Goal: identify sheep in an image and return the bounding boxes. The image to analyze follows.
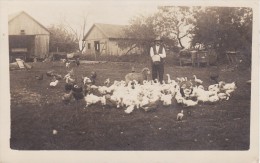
[125,67,150,84]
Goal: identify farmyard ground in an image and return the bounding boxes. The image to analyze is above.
[10,61,251,150]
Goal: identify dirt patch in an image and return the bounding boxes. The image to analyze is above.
[11,88,42,105]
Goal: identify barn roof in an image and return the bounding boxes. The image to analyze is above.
[8,11,50,33]
[83,23,128,40]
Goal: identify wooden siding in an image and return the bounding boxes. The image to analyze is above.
[84,24,142,56]
[8,12,50,58]
[84,26,106,41]
[34,35,49,58]
[9,13,49,35]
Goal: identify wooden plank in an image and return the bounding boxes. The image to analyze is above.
[15,58,25,68]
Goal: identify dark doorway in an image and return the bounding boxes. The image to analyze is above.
[9,35,35,62]
[94,41,100,53]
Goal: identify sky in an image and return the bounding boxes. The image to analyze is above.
[5,1,159,30]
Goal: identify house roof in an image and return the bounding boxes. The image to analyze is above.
[8,11,50,33]
[83,23,128,40]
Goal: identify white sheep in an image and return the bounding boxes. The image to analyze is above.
[125,68,150,84]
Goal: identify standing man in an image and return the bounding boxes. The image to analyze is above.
[150,36,166,83]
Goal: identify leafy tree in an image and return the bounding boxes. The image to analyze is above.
[48,25,78,52]
[118,14,179,55]
[191,7,253,61]
[118,14,157,55]
[154,6,194,49]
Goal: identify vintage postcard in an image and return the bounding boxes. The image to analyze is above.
[0,0,259,162]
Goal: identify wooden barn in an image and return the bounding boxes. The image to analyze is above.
[83,23,141,56]
[8,11,50,62]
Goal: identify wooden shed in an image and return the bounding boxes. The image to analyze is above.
[8,11,50,61]
[83,23,141,56]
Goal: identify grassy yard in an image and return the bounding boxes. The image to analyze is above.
[10,61,251,150]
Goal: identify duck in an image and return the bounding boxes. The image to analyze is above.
[177,110,184,121]
[193,75,203,84]
[104,78,110,86]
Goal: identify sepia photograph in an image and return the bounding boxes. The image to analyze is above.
[0,0,259,162]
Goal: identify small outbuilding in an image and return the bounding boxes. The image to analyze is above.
[83,23,141,56]
[8,11,50,62]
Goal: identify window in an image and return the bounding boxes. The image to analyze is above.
[20,30,25,35]
[88,43,91,49]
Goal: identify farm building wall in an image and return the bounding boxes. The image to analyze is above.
[8,12,50,59]
[9,13,49,35]
[34,35,49,58]
[84,25,142,56]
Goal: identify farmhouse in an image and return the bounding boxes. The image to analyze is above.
[8,11,50,62]
[83,23,141,56]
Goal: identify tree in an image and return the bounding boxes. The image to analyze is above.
[191,7,253,60]
[154,6,194,49]
[63,14,88,53]
[118,14,179,55]
[48,24,78,53]
[118,14,157,55]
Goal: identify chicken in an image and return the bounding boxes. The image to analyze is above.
[53,73,63,80]
[75,58,80,66]
[65,62,70,68]
[72,85,84,101]
[50,80,59,87]
[90,71,97,85]
[65,83,74,91]
[141,99,160,112]
[104,78,110,86]
[124,105,135,114]
[177,110,184,121]
[84,93,101,107]
[62,90,73,104]
[35,74,43,80]
[209,66,219,84]
[46,70,55,77]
